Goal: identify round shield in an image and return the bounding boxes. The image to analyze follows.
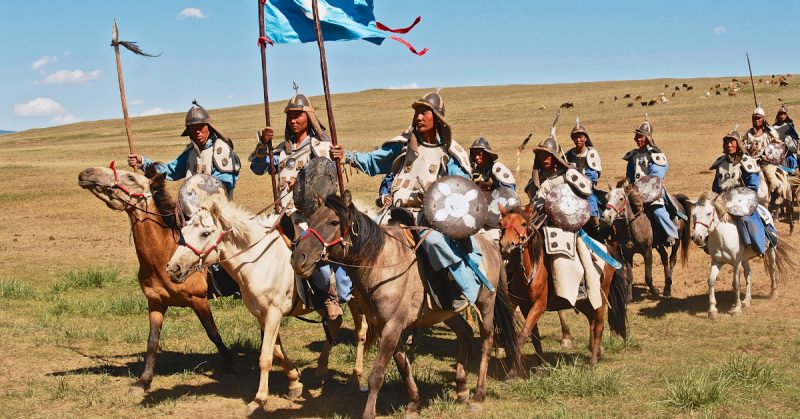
[763,142,788,165]
[423,176,488,239]
[293,157,338,217]
[634,175,664,204]
[722,187,758,216]
[543,183,590,232]
[485,187,521,228]
[179,174,228,220]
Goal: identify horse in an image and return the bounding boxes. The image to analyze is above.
[691,192,794,318]
[765,169,794,234]
[498,204,627,367]
[602,181,692,300]
[77,163,233,396]
[165,195,368,415]
[291,193,524,419]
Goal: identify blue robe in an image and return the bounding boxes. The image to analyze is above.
[141,134,238,193]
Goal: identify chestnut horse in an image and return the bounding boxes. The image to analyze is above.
[77,163,233,396]
[498,204,627,367]
[291,193,524,419]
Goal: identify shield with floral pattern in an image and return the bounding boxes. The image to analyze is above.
[633,175,663,204]
[423,176,488,239]
[722,186,758,216]
[543,183,590,232]
[485,186,521,228]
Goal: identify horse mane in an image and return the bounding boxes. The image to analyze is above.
[144,164,179,230]
[697,191,731,223]
[325,194,386,264]
[205,198,256,243]
[625,185,645,214]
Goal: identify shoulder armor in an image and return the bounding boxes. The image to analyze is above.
[709,155,727,170]
[310,137,332,159]
[586,148,602,171]
[622,149,637,161]
[381,132,412,148]
[213,139,241,174]
[564,168,592,196]
[741,155,759,173]
[448,139,472,173]
[491,162,516,185]
[651,152,668,166]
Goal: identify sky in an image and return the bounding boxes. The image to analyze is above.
[1,1,798,131]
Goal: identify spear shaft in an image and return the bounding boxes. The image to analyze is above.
[746,52,758,108]
[112,19,137,156]
[257,0,281,211]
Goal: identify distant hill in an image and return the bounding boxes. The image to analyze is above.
[0,130,15,135]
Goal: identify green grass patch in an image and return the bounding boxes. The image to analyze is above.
[503,359,626,401]
[48,295,146,317]
[663,371,727,411]
[715,355,779,391]
[0,279,36,299]
[52,267,119,292]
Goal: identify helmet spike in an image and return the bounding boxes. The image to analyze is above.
[733,123,739,132]
[435,84,444,94]
[576,116,581,126]
[192,98,199,106]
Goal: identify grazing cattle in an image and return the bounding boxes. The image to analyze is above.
[658,95,669,104]
[728,91,737,96]
[742,80,750,85]
[599,100,605,104]
[624,93,631,98]
[759,78,764,82]
[614,95,618,101]
[682,83,688,88]
[672,91,677,97]
[675,86,680,91]
[781,81,789,86]
[716,91,721,95]
[640,101,647,107]
[686,85,693,91]
[647,99,657,106]
[635,94,643,100]
[560,102,574,109]
[664,83,670,88]
[715,83,721,88]
[538,105,547,110]
[627,102,634,107]
[732,78,739,82]
[705,92,711,97]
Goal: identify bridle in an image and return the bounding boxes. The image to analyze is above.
[180,231,227,258]
[605,197,628,217]
[109,160,150,199]
[294,223,351,263]
[694,205,717,231]
[500,214,538,285]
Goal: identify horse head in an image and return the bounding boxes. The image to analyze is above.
[78,161,151,211]
[692,191,724,247]
[291,192,355,278]
[167,201,228,283]
[602,186,627,225]
[498,203,534,256]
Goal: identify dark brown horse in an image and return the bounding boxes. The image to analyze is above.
[602,181,692,300]
[291,194,524,419]
[498,204,627,367]
[78,163,233,396]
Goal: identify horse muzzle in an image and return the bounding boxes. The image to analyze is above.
[692,234,707,247]
[166,263,188,284]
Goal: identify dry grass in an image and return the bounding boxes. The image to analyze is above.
[2,75,800,417]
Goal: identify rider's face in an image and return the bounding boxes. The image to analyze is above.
[471,149,486,167]
[724,138,739,155]
[752,115,764,128]
[572,134,587,149]
[777,112,788,124]
[188,124,210,146]
[287,111,308,137]
[634,133,648,149]
[414,108,435,137]
[536,152,554,170]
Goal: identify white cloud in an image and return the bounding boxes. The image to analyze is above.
[177,8,207,19]
[388,82,420,90]
[129,99,144,106]
[227,94,236,99]
[138,107,173,117]
[31,56,57,71]
[13,97,66,117]
[51,114,81,125]
[42,69,101,85]
[713,26,726,34]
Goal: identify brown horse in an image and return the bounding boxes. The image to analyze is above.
[602,181,692,300]
[291,194,524,419]
[498,204,627,367]
[77,163,233,396]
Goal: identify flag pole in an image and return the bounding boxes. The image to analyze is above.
[311,0,346,197]
[111,19,137,159]
[257,0,281,212]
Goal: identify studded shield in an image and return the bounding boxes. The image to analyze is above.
[178,174,228,221]
[485,186,521,228]
[423,176,488,239]
[293,157,339,217]
[633,175,664,204]
[722,187,758,216]
[543,183,590,232]
[763,142,788,165]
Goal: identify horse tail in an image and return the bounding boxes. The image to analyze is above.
[676,194,693,267]
[605,248,628,340]
[770,235,796,283]
[493,269,527,376]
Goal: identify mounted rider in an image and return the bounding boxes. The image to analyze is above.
[469,136,516,192]
[565,118,604,239]
[524,122,607,311]
[743,106,784,199]
[710,126,778,254]
[330,91,486,311]
[127,100,241,195]
[622,116,682,247]
[773,105,799,174]
[248,92,351,320]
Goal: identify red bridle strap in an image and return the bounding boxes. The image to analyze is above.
[606,198,627,215]
[182,231,226,258]
[298,227,344,251]
[501,221,527,241]
[109,160,148,199]
[694,209,716,230]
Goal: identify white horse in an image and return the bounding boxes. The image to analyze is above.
[691,191,792,319]
[166,199,368,415]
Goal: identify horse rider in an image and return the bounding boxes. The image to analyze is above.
[565,118,604,239]
[127,100,240,195]
[773,105,799,174]
[469,136,516,192]
[622,116,681,247]
[127,100,242,298]
[525,130,605,311]
[249,92,351,321]
[330,91,483,311]
[710,126,778,254]
[743,106,784,198]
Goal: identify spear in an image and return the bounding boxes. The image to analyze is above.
[110,19,158,158]
[746,52,758,108]
[310,0,346,197]
[257,0,281,212]
[513,132,533,180]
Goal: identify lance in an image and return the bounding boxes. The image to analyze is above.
[513,132,533,180]
[311,0,346,197]
[746,52,759,108]
[257,0,281,212]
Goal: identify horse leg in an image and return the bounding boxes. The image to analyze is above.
[575,299,603,367]
[768,248,779,299]
[444,316,473,403]
[656,246,673,298]
[314,311,343,381]
[729,262,743,316]
[348,299,369,392]
[707,262,721,319]
[517,292,547,362]
[392,340,420,417]
[471,300,496,410]
[742,260,753,309]
[624,257,634,303]
[363,322,404,419]
[190,299,234,374]
[644,248,659,296]
[531,325,545,362]
[558,310,574,349]
[272,334,303,398]
[129,303,166,396]
[247,307,285,415]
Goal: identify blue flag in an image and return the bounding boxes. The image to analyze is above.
[262,0,427,55]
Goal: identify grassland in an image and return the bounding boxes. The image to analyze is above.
[1,75,799,418]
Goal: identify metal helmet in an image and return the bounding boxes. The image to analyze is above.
[284,93,313,113]
[752,106,766,117]
[722,124,743,155]
[570,117,593,147]
[776,104,789,117]
[411,91,451,146]
[282,92,329,144]
[634,114,655,147]
[181,100,230,143]
[469,136,499,160]
[533,136,570,170]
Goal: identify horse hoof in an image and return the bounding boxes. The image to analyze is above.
[402,411,419,419]
[246,401,262,416]
[770,291,779,300]
[456,391,470,404]
[742,300,751,309]
[729,308,742,317]
[561,338,574,350]
[708,310,718,320]
[287,385,304,400]
[468,401,484,413]
[648,286,661,297]
[127,385,146,398]
[663,288,672,298]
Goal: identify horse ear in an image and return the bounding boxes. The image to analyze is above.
[606,182,612,191]
[210,200,231,231]
[343,190,353,208]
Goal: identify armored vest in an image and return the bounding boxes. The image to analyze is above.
[711,154,759,192]
[623,148,666,181]
[774,123,793,141]
[566,147,602,179]
[743,128,779,160]
[275,136,331,209]
[391,142,447,208]
[185,138,239,177]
